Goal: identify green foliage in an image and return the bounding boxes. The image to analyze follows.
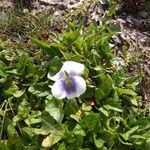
[0,10,149,150]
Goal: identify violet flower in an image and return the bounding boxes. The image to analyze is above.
[48,61,86,99]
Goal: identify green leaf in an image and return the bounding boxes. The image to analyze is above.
[64,99,79,116]
[80,113,100,132]
[120,126,139,141]
[7,135,22,150]
[95,75,112,103]
[93,134,105,148]
[131,135,146,140]
[28,82,49,97]
[103,99,123,113]
[63,30,80,44]
[82,103,92,112]
[0,78,6,84]
[25,115,41,126]
[73,124,86,136]
[103,104,122,112]
[81,35,95,55]
[0,141,9,150]
[31,37,50,51]
[107,24,120,33]
[97,35,114,61]
[70,110,82,123]
[144,141,150,150]
[45,97,64,122]
[0,60,7,83]
[136,117,150,130]
[17,53,29,75]
[7,124,17,138]
[31,38,63,57]
[117,88,137,96]
[48,56,62,76]
[125,76,141,90]
[108,2,116,16]
[41,111,64,135]
[58,142,66,150]
[26,62,37,76]
[99,107,109,117]
[3,82,19,97]
[13,89,25,98]
[42,132,63,148]
[6,69,18,75]
[0,60,6,70]
[22,127,34,140]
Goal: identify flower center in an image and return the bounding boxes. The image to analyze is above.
[62,71,77,95]
[64,71,72,86]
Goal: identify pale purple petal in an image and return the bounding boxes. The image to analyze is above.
[64,76,86,99]
[50,61,86,100]
[51,80,66,99]
[47,70,64,81]
[62,61,85,76]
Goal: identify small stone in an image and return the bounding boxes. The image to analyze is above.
[69,1,74,5]
[138,11,149,19]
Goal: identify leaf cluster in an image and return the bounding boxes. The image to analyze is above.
[0,18,149,150]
